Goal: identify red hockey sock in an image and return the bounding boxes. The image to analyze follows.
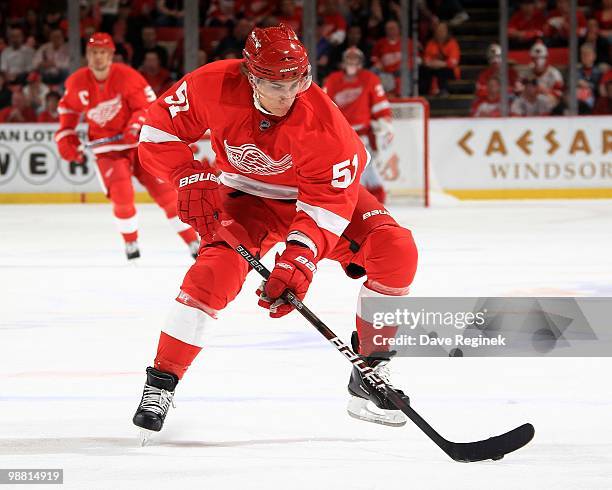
[154,331,202,379]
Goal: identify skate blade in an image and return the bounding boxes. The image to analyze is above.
[347,398,407,427]
[138,429,156,447]
[127,258,140,267]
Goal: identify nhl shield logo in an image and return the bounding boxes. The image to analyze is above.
[259,119,271,131]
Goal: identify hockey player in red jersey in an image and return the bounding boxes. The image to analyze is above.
[132,24,418,435]
[55,33,199,261]
[323,47,394,204]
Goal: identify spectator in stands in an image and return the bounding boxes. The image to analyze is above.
[319,0,347,46]
[508,0,546,49]
[330,24,374,71]
[579,19,610,68]
[420,21,460,96]
[33,28,70,85]
[345,0,371,35]
[100,0,121,33]
[372,18,402,73]
[206,0,237,28]
[365,0,385,40]
[523,42,564,108]
[213,19,253,61]
[0,90,37,122]
[276,0,303,35]
[241,0,275,26]
[593,79,612,114]
[156,0,184,26]
[23,71,49,114]
[594,0,612,41]
[551,86,593,115]
[132,25,169,69]
[24,8,45,46]
[471,76,502,117]
[37,90,60,122]
[0,73,12,110]
[371,19,415,93]
[140,51,173,95]
[475,43,520,98]
[419,0,469,28]
[0,27,35,84]
[544,0,587,47]
[111,18,134,63]
[511,76,552,116]
[128,0,157,23]
[577,43,602,110]
[316,17,333,81]
[598,69,612,97]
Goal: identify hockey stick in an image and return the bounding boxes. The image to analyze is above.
[217,224,535,462]
[83,134,124,149]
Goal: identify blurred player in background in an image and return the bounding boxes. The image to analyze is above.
[55,33,199,261]
[131,24,418,438]
[323,47,393,204]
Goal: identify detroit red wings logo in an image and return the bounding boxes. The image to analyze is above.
[224,140,293,175]
[87,94,122,127]
[334,87,363,107]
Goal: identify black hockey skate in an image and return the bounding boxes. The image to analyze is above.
[133,367,178,444]
[125,241,141,261]
[347,331,410,427]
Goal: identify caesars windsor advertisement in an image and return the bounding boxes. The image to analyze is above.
[430,115,612,198]
[0,116,610,200]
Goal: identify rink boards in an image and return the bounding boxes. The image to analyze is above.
[0,116,610,203]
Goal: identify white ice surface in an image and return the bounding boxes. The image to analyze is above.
[1,200,612,490]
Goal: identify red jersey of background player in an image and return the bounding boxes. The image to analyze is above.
[57,63,156,155]
[139,59,369,257]
[323,66,391,139]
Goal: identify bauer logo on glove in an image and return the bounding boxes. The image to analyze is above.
[178,172,221,188]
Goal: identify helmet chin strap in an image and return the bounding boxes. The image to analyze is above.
[248,74,275,115]
[252,91,275,115]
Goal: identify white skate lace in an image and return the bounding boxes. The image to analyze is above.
[374,363,392,385]
[140,384,175,416]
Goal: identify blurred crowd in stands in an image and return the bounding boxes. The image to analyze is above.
[0,0,610,121]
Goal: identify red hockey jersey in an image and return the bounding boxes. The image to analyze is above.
[57,63,156,154]
[139,59,369,259]
[323,69,391,137]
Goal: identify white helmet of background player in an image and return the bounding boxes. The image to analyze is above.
[487,43,502,65]
[342,47,364,76]
[530,42,548,71]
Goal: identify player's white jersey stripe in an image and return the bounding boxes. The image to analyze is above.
[115,214,138,234]
[92,143,138,154]
[351,123,366,132]
[139,124,182,144]
[296,201,350,237]
[57,107,79,115]
[356,283,410,320]
[371,101,390,114]
[164,299,213,348]
[55,129,77,142]
[220,172,298,200]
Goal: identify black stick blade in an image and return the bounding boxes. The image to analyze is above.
[445,423,535,462]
